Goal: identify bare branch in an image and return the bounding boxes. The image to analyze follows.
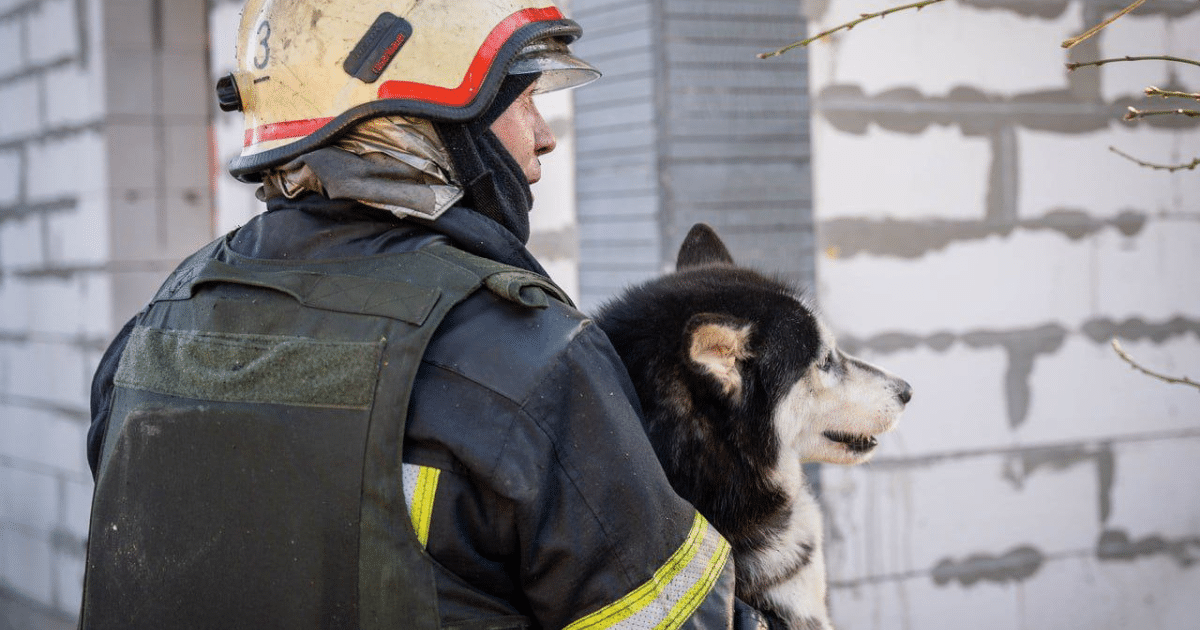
[1109,146,1200,172]
[1067,55,1200,72]
[1062,0,1149,50]
[1145,86,1200,101]
[1124,106,1200,121]
[757,0,948,59]
[1111,339,1200,391]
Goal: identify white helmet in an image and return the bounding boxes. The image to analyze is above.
[218,0,600,181]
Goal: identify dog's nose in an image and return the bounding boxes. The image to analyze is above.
[895,380,913,405]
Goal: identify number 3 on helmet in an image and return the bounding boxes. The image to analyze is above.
[217,0,600,182]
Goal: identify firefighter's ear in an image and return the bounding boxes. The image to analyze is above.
[685,313,752,399]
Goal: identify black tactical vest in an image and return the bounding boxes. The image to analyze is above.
[80,235,569,629]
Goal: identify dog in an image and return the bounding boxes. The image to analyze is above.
[594,223,912,629]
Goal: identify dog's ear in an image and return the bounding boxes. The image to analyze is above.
[685,313,752,399]
[677,223,735,270]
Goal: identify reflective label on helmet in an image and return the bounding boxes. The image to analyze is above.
[343,12,414,84]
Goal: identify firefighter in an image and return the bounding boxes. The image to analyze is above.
[82,0,767,627]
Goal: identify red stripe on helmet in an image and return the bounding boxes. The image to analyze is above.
[244,116,334,147]
[243,6,564,147]
[376,6,564,103]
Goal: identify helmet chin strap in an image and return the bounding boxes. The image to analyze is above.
[435,72,540,244]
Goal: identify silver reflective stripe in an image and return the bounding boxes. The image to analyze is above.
[402,463,441,548]
[565,512,732,630]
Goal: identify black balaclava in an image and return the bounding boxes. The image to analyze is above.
[435,72,541,245]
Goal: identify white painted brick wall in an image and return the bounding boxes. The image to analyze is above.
[44,62,106,127]
[0,18,22,77]
[0,149,20,207]
[1023,337,1200,444]
[1099,12,1200,102]
[26,131,107,200]
[7,340,89,409]
[807,0,1081,95]
[26,0,78,64]
[823,455,1102,584]
[46,196,109,266]
[1017,124,1200,219]
[0,466,60,532]
[0,406,89,477]
[819,232,1094,335]
[812,118,991,221]
[0,78,42,142]
[1094,220,1200,320]
[1106,437,1200,538]
[0,212,43,270]
[0,525,54,603]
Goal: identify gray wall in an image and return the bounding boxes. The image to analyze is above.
[571,0,814,310]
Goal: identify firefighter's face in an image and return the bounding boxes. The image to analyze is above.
[489,82,556,185]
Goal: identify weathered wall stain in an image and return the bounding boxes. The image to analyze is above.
[819,210,1145,260]
[1001,444,1115,522]
[816,84,1200,136]
[931,545,1045,587]
[1097,529,1200,568]
[843,323,1069,428]
[1081,316,1200,345]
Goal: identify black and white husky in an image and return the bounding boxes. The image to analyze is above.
[595,224,912,630]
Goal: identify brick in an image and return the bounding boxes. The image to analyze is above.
[26,0,78,65]
[831,572,1021,630]
[26,131,106,200]
[1094,219,1200,320]
[0,275,31,333]
[0,466,58,531]
[160,0,206,52]
[819,231,1094,336]
[43,62,104,127]
[1022,335,1200,444]
[0,211,43,270]
[0,524,53,605]
[1019,554,1200,630]
[0,405,88,476]
[13,271,112,338]
[808,0,1080,96]
[812,118,990,221]
[45,194,109,266]
[160,51,209,120]
[103,48,156,117]
[63,477,93,541]
[0,18,22,77]
[0,77,41,142]
[1098,13,1200,103]
[104,122,156,192]
[1016,124,1200,220]
[1106,437,1200,538]
[54,552,85,615]
[8,339,89,409]
[0,148,20,207]
[100,0,153,50]
[208,1,242,75]
[823,453,1102,583]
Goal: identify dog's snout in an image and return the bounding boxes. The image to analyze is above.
[894,379,913,405]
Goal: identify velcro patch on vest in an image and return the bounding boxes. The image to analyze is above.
[115,327,385,409]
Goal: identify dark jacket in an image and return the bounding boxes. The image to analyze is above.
[87,195,746,629]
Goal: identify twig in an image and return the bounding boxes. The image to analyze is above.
[1124,106,1200,121]
[1108,146,1200,172]
[1067,55,1200,72]
[757,0,948,59]
[1062,0,1149,49]
[1145,86,1200,101]
[1111,339,1200,391]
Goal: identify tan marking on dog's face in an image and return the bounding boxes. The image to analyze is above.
[689,322,753,397]
[777,322,911,466]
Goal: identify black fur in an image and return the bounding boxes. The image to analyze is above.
[595,224,822,596]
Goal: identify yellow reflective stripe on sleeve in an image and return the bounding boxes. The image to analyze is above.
[564,512,732,630]
[401,463,441,548]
